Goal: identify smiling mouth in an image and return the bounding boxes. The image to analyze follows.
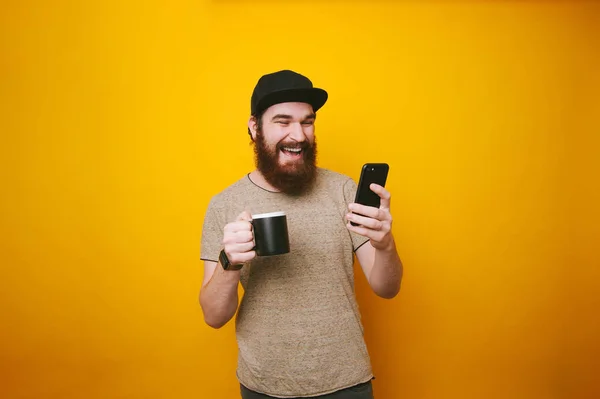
[280,146,303,156]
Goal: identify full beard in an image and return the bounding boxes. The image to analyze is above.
[254,132,318,196]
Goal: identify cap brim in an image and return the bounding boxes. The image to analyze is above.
[254,88,328,116]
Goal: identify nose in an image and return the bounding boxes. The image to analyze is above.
[287,122,306,142]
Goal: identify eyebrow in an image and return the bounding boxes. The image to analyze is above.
[271,113,317,121]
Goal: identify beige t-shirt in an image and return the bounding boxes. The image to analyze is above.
[200,168,373,398]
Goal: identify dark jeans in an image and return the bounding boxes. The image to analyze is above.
[240,380,374,399]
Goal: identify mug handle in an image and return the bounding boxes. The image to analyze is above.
[250,219,256,251]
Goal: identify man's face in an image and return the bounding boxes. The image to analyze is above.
[249,102,318,195]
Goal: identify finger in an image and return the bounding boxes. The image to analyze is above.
[236,211,253,222]
[235,250,257,264]
[224,220,252,233]
[370,183,391,210]
[346,221,380,241]
[225,241,256,256]
[346,212,384,230]
[348,203,389,221]
[346,221,390,244]
[234,230,254,243]
[223,231,255,248]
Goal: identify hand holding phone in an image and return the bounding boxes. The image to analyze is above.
[350,163,389,227]
[347,163,395,251]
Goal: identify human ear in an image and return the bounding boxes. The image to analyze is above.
[248,116,258,141]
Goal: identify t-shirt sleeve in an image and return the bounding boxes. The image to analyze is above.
[342,178,371,252]
[200,197,224,262]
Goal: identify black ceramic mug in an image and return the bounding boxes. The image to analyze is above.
[251,211,290,256]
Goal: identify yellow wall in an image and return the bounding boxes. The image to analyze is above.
[1,1,598,398]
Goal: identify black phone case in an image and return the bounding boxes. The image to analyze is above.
[351,163,389,226]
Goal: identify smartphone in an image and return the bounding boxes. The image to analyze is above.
[351,163,389,226]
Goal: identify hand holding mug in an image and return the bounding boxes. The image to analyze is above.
[222,211,256,264]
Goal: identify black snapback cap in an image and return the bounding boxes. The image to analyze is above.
[250,70,328,117]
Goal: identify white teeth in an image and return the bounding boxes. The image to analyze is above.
[282,147,301,153]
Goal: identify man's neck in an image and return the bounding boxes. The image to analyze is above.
[248,170,281,192]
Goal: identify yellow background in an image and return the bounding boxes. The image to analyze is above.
[1,1,598,398]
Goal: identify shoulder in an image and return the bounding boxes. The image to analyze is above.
[205,173,253,211]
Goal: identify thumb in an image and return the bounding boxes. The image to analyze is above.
[236,210,252,222]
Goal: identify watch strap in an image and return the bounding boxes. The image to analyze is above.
[219,249,243,271]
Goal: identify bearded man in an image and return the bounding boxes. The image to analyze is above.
[199,70,403,399]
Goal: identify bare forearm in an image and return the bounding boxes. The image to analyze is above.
[369,239,403,299]
[200,264,241,328]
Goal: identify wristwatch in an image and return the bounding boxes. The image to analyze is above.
[219,249,244,271]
